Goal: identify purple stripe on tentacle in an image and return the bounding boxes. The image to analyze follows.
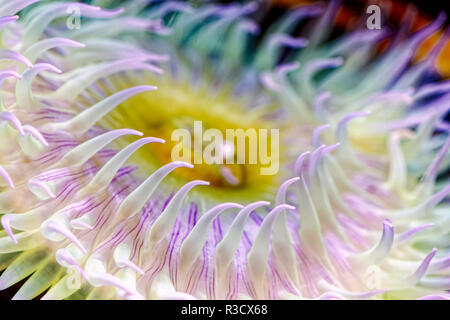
[127,214,152,259]
[250,212,262,225]
[91,186,129,231]
[168,222,182,286]
[111,166,137,183]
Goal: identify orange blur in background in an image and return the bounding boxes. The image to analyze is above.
[270,0,450,77]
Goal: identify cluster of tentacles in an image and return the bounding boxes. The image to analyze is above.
[0,0,448,300]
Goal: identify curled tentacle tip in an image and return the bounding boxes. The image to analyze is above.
[191,180,210,186]
[277,204,296,211]
[172,161,194,169]
[383,219,394,228]
[1,215,18,244]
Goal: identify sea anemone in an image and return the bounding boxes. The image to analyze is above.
[0,0,448,300]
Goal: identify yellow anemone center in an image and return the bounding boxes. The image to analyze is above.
[102,74,283,203]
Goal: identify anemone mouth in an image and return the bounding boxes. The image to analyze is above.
[95,72,286,202]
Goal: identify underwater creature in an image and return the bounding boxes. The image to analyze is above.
[0,0,448,300]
